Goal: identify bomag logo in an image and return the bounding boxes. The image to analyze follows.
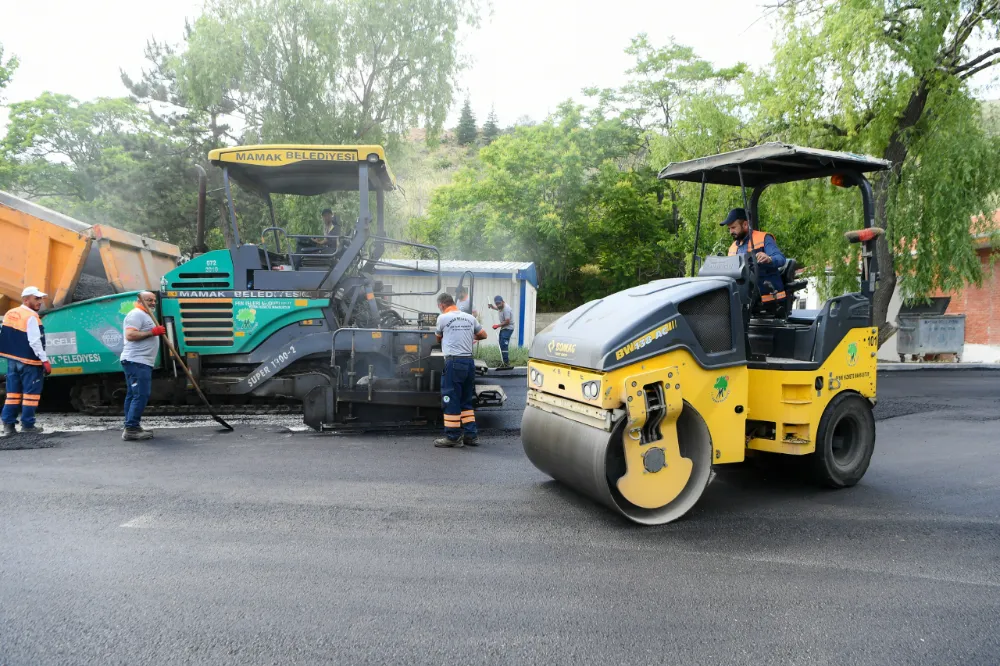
[547,340,577,358]
[615,319,678,361]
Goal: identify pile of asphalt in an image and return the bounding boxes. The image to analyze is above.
[0,431,58,450]
[70,274,116,302]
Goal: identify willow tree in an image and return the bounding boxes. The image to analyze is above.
[761,0,1000,344]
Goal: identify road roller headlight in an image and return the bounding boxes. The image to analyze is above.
[529,367,544,387]
[581,380,600,400]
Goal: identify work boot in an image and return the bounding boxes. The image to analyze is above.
[122,427,153,442]
[1,423,15,438]
[19,425,44,434]
[463,435,479,447]
[434,437,464,448]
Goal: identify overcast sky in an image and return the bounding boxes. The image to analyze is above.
[0,0,996,131]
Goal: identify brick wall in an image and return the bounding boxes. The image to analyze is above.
[936,248,1000,345]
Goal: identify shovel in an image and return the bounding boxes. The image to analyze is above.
[149,312,234,432]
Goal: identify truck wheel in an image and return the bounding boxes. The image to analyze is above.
[809,392,875,488]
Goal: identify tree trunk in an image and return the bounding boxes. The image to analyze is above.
[872,79,930,347]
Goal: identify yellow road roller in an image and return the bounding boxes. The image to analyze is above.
[522,143,887,525]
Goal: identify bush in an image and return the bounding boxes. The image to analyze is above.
[474,344,529,367]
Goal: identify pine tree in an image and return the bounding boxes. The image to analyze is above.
[482,106,500,144]
[456,98,477,145]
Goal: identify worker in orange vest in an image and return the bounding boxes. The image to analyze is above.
[0,286,52,437]
[723,208,787,303]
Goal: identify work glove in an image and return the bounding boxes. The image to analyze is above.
[42,361,52,375]
[151,326,167,336]
[492,324,500,330]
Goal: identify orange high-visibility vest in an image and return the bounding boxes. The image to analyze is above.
[0,305,46,366]
[728,230,771,257]
[729,231,787,302]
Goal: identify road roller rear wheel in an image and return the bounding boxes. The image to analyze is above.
[521,400,714,526]
[808,392,875,488]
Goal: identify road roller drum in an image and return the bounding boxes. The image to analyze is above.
[522,398,714,525]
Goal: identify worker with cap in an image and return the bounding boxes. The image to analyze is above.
[0,286,51,437]
[488,295,515,369]
[120,291,166,441]
[722,207,787,304]
[434,291,487,448]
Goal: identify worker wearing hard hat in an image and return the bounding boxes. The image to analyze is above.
[0,286,51,437]
[723,207,787,303]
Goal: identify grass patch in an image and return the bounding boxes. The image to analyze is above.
[474,344,529,367]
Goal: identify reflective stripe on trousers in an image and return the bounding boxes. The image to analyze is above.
[2,359,44,427]
[441,357,477,440]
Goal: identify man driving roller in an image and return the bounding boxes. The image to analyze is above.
[723,207,787,303]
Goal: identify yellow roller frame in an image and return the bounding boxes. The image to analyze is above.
[615,365,691,509]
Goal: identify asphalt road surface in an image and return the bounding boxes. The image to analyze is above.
[2,370,999,665]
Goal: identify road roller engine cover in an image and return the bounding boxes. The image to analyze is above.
[521,143,887,525]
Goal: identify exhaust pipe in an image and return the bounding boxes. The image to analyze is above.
[193,164,208,256]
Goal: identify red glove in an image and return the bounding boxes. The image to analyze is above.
[42,361,52,375]
[492,324,500,330]
[150,326,167,336]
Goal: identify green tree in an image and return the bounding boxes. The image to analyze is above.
[0,43,19,188]
[177,0,481,146]
[585,164,680,295]
[760,0,1000,343]
[456,98,477,145]
[481,106,500,144]
[588,34,748,277]
[1,93,204,247]
[2,94,149,201]
[410,102,646,308]
[0,43,16,99]
[598,34,745,136]
[120,36,237,249]
[121,36,236,148]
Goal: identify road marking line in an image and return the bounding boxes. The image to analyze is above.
[120,513,156,529]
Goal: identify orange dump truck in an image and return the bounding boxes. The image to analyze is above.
[0,190,182,315]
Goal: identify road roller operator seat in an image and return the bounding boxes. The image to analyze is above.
[697,253,869,364]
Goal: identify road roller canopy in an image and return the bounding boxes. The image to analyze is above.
[208,144,396,196]
[657,143,891,187]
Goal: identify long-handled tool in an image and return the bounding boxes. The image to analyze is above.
[149,312,234,431]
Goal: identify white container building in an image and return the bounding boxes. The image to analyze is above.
[373,260,538,348]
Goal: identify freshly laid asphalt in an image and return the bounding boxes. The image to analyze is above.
[1,370,999,665]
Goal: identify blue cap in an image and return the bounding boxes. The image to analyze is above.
[721,208,747,226]
[494,295,503,304]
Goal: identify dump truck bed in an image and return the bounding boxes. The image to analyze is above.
[0,190,181,314]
